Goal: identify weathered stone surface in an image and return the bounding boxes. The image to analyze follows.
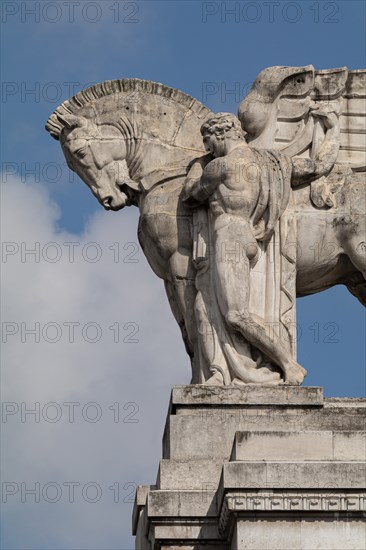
[132,485,151,536]
[170,385,324,409]
[219,490,366,541]
[164,401,366,460]
[148,490,217,517]
[221,491,365,515]
[154,523,222,542]
[333,431,366,461]
[158,459,223,490]
[134,506,148,549]
[219,461,366,494]
[135,387,366,548]
[233,517,366,550]
[231,431,366,462]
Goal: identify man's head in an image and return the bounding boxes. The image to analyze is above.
[200,113,244,157]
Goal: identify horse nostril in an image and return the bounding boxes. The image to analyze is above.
[102,196,113,208]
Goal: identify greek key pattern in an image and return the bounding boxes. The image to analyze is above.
[219,492,366,534]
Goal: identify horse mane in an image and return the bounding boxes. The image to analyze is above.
[45,78,211,140]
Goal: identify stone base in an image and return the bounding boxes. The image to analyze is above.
[133,386,366,549]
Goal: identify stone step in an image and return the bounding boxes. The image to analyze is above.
[158,459,223,490]
[154,523,223,544]
[164,405,366,459]
[135,387,366,548]
[148,489,217,517]
[169,385,324,410]
[158,429,366,491]
[218,461,366,499]
[231,431,366,462]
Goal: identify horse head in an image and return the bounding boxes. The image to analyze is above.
[46,79,213,213]
[58,113,139,211]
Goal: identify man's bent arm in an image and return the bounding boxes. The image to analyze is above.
[183,156,217,206]
[291,111,340,186]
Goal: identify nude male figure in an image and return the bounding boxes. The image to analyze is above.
[183,111,339,385]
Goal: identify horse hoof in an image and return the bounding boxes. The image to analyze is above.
[284,362,307,385]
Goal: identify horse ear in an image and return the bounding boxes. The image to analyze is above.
[57,113,83,130]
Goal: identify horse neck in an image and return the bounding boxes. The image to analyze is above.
[108,117,144,181]
[110,116,197,191]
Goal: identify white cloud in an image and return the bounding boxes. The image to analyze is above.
[1,178,189,549]
[2,176,365,549]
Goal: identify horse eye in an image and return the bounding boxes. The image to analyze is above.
[75,147,87,158]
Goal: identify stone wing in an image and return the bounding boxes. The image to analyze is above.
[239,65,366,172]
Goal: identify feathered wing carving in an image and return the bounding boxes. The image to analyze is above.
[237,65,365,368]
[239,65,366,172]
[239,65,316,151]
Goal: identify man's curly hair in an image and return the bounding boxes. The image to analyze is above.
[201,112,244,141]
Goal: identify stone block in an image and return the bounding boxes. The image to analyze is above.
[132,485,151,536]
[231,431,366,462]
[170,386,324,410]
[164,404,366,460]
[154,522,223,542]
[219,461,366,496]
[233,516,366,550]
[334,431,366,461]
[135,387,366,548]
[231,431,333,461]
[158,459,223,490]
[148,490,217,517]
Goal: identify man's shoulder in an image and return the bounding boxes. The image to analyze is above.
[224,144,258,166]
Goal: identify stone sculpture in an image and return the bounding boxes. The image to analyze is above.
[46,65,366,387]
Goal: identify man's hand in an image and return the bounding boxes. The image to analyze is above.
[310,106,339,130]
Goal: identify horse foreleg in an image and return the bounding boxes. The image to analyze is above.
[167,251,201,383]
[163,280,193,356]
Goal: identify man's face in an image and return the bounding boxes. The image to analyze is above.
[203,132,225,157]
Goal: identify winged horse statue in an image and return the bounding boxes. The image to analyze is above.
[45,65,365,387]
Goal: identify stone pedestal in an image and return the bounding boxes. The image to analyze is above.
[133,386,366,549]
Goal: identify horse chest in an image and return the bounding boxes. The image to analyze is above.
[138,183,192,262]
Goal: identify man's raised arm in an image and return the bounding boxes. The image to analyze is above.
[291,110,340,186]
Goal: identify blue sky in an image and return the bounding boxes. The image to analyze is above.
[1,1,366,549]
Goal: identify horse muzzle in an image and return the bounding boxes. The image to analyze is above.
[100,192,127,211]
